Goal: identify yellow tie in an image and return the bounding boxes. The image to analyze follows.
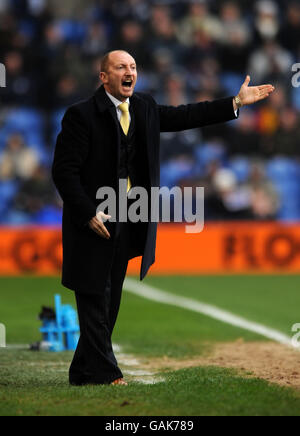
[119,102,132,193]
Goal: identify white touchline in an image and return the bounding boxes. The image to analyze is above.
[124,278,293,348]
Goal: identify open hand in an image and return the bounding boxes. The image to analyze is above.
[238,75,275,107]
[89,212,111,240]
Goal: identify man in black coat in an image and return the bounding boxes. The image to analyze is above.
[52,50,274,386]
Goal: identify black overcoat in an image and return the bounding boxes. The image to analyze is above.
[52,85,237,293]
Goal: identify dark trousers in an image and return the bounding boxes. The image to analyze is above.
[69,221,131,385]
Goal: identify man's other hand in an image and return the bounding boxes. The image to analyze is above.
[89,212,111,239]
[237,75,275,107]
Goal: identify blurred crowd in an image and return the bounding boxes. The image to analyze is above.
[0,0,300,224]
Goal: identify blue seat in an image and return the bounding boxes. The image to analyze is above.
[194,143,226,168]
[160,159,195,188]
[18,19,36,39]
[0,125,13,150]
[266,158,300,182]
[221,72,245,96]
[0,180,19,203]
[228,157,251,183]
[0,128,48,166]
[0,181,20,217]
[58,20,87,43]
[272,179,300,221]
[34,206,63,225]
[52,109,66,143]
[0,209,33,226]
[277,206,300,221]
[5,108,43,133]
[292,86,300,111]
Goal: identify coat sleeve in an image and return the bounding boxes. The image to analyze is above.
[158,97,238,132]
[52,106,96,228]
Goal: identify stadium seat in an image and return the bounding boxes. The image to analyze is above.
[266,157,300,182]
[292,86,300,111]
[57,20,87,43]
[18,19,36,39]
[272,179,300,221]
[220,72,245,96]
[4,108,44,133]
[0,181,20,219]
[0,209,33,226]
[194,143,227,168]
[160,159,195,188]
[33,206,63,225]
[228,157,251,183]
[52,109,66,143]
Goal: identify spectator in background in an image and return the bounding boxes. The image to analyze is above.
[230,108,261,156]
[248,39,293,83]
[13,165,58,216]
[53,74,82,109]
[183,29,218,74]
[218,1,252,73]
[0,134,39,181]
[177,0,223,47]
[271,106,300,157]
[157,72,188,106]
[40,22,64,63]
[198,57,224,97]
[254,0,280,42]
[1,50,38,106]
[0,11,17,56]
[247,161,279,220]
[257,83,285,152]
[113,20,151,69]
[112,0,150,23]
[147,4,183,64]
[206,168,253,220]
[82,22,108,58]
[279,1,300,55]
[0,0,299,223]
[158,73,202,162]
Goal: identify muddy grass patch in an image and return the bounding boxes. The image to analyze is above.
[140,340,300,390]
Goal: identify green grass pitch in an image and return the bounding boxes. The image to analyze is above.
[1,275,300,416]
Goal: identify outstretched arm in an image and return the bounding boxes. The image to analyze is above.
[159,76,275,133]
[159,97,238,132]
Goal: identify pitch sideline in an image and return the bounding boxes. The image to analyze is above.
[124,278,293,347]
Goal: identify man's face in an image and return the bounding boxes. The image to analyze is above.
[100,52,137,101]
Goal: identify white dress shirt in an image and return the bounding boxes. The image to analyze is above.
[105,91,131,123]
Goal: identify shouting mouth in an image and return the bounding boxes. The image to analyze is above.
[122,79,133,90]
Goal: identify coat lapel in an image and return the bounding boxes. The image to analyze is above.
[94,86,121,169]
[94,85,119,123]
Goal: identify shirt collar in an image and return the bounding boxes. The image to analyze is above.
[105,91,130,109]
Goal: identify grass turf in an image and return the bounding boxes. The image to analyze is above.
[1,349,300,416]
[0,275,300,416]
[145,275,300,336]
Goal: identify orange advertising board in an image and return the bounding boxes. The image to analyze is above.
[0,223,300,276]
